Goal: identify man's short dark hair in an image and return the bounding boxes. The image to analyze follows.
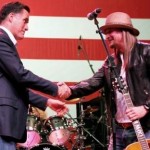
[0,1,30,23]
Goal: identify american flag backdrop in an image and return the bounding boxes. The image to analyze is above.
[0,0,150,118]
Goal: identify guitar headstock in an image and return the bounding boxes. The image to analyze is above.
[112,76,128,93]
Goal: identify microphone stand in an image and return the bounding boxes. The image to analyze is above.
[90,16,121,150]
[78,35,108,149]
[78,36,95,74]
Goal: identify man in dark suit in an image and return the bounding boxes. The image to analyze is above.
[0,1,70,149]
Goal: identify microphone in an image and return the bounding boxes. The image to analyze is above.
[77,35,82,56]
[87,8,101,20]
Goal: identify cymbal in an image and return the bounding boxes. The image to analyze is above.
[64,98,80,104]
[65,96,98,104]
[84,106,99,114]
[68,98,80,103]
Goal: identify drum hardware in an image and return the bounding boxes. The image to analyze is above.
[66,98,105,150]
[28,104,33,114]
[88,108,110,150]
[39,120,50,144]
[69,100,86,150]
[83,106,99,115]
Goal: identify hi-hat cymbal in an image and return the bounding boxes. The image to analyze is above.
[84,106,99,114]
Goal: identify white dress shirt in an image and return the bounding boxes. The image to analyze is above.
[0,26,17,45]
[115,54,131,123]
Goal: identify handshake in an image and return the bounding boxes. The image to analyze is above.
[57,82,71,99]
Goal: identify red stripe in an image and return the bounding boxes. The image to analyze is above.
[21,0,150,18]
[18,38,109,60]
[18,39,150,60]
[0,0,150,18]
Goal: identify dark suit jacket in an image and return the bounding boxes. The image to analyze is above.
[0,29,58,142]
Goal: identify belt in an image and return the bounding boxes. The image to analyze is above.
[116,121,133,129]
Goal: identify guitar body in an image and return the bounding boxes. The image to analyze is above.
[125,139,150,150]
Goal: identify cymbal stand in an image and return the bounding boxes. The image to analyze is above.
[67,101,105,149]
[71,98,86,150]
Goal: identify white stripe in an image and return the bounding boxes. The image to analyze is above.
[25,16,150,40]
[133,19,150,40]
[22,59,103,82]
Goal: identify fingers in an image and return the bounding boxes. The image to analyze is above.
[47,98,69,116]
[57,82,64,86]
[57,82,71,99]
[57,107,69,116]
[126,106,148,121]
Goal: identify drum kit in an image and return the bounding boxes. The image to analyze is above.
[16,102,105,150]
[16,113,78,150]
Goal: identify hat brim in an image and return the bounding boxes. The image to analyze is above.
[100,24,139,36]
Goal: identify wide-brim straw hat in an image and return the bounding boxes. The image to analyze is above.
[100,12,140,36]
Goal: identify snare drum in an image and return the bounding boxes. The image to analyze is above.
[45,116,70,146]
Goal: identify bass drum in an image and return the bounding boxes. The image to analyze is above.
[30,143,64,150]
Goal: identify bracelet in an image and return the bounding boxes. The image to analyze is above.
[144,104,150,111]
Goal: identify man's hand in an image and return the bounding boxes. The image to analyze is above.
[57,82,71,99]
[126,106,148,121]
[47,98,69,116]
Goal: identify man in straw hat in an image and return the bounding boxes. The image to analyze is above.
[58,12,150,150]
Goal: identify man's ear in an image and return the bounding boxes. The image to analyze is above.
[8,12,15,23]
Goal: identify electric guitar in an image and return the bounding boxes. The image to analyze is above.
[113,78,150,150]
[123,91,150,150]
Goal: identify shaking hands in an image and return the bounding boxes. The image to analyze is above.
[57,82,71,99]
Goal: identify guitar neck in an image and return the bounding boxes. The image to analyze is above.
[123,92,149,149]
[132,120,149,149]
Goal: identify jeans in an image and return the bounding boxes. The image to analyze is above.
[0,136,16,150]
[108,123,150,150]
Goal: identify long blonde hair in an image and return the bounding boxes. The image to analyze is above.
[114,31,137,69]
[123,31,137,68]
